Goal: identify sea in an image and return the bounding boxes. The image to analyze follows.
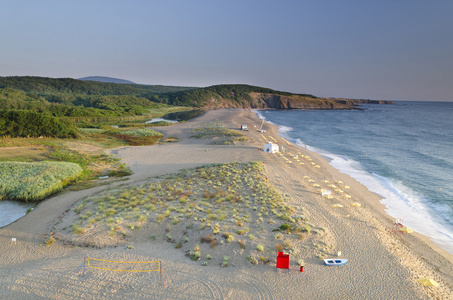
[255,101,453,255]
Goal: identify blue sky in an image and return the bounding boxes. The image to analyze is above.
[1,0,452,101]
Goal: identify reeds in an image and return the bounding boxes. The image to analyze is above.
[0,161,82,201]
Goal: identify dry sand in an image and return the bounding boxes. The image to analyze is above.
[1,109,452,299]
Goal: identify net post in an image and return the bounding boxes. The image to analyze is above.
[159,261,163,284]
[83,257,87,277]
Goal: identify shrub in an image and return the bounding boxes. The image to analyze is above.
[45,236,56,246]
[190,251,201,261]
[238,240,246,249]
[224,233,234,243]
[256,244,264,251]
[283,239,292,248]
[72,224,85,234]
[222,256,229,267]
[275,243,284,251]
[247,255,258,265]
[201,234,213,243]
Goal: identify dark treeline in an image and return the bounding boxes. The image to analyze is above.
[0,76,194,96]
[0,110,78,138]
[0,87,167,117]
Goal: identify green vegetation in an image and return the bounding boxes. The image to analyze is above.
[191,121,249,144]
[44,236,56,246]
[0,110,78,138]
[163,84,316,107]
[0,161,82,201]
[0,77,317,118]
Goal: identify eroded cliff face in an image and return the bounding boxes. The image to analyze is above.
[260,95,353,109]
[200,93,393,110]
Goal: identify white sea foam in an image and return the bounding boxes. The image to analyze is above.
[278,125,293,133]
[284,131,453,254]
[254,110,277,125]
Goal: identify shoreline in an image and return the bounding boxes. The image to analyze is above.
[0,108,451,299]
[268,112,453,255]
[255,108,453,277]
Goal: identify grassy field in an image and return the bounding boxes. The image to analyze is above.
[0,146,51,162]
[191,121,250,145]
[0,107,186,194]
[0,161,83,201]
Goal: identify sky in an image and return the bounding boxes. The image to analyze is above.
[1,0,452,101]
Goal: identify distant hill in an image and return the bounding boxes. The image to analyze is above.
[0,77,393,116]
[161,84,394,109]
[78,76,136,84]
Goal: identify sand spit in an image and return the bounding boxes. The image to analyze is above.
[0,109,452,299]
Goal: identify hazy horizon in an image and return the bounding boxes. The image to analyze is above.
[1,1,452,102]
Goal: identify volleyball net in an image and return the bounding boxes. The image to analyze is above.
[76,257,171,286]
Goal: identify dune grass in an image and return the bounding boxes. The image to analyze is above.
[62,161,329,267]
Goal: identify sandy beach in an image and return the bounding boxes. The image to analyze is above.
[1,108,452,299]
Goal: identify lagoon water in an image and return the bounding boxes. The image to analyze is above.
[0,200,34,228]
[256,101,453,254]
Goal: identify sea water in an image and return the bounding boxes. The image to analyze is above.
[256,101,453,254]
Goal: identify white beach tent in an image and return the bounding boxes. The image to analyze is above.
[263,143,279,153]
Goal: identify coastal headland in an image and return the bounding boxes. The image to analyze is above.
[0,108,451,299]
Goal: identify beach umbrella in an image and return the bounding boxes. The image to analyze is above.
[331,204,343,208]
[417,278,439,287]
[417,278,439,297]
[400,226,413,238]
[350,202,361,207]
[400,226,413,234]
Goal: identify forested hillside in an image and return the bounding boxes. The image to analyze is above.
[1,76,390,112]
[0,76,393,138]
[0,76,193,96]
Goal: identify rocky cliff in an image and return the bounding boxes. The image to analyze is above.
[247,93,394,110]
